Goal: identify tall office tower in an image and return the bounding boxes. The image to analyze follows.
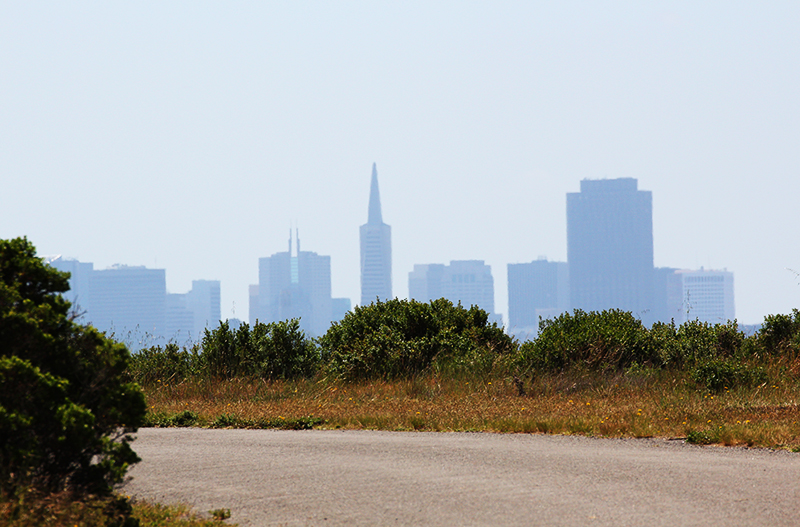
[652,267,681,323]
[360,163,392,306]
[47,256,219,346]
[507,259,569,330]
[408,264,446,302]
[248,284,259,326]
[46,256,94,317]
[186,280,221,336]
[331,297,352,323]
[409,260,498,320]
[667,268,735,324]
[567,178,655,323]
[165,293,195,344]
[257,231,332,337]
[166,280,222,343]
[89,265,167,346]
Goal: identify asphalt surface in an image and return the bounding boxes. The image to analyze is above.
[123,428,800,526]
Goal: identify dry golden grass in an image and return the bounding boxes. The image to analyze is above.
[0,491,233,527]
[141,371,800,450]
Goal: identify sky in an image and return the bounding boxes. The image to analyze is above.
[2,2,799,325]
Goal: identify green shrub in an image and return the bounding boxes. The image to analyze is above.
[691,359,767,392]
[128,342,198,385]
[143,410,198,428]
[200,320,239,379]
[667,320,744,368]
[0,237,146,498]
[515,309,654,374]
[200,319,319,380]
[319,298,512,381]
[210,413,321,430]
[756,309,800,357]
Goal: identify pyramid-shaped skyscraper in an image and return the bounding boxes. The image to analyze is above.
[360,163,392,305]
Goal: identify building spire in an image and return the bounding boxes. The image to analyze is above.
[368,162,383,224]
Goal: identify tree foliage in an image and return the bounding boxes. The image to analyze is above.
[319,298,513,380]
[0,237,146,496]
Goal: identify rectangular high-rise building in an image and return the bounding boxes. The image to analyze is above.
[48,256,219,347]
[360,163,392,306]
[257,231,332,337]
[409,260,497,320]
[507,259,569,330]
[46,256,94,318]
[667,268,735,324]
[166,279,222,344]
[567,178,654,323]
[89,265,167,346]
[186,279,221,336]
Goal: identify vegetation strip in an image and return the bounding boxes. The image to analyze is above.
[139,373,800,450]
[3,236,800,526]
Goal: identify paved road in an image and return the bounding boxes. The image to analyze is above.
[124,428,800,526]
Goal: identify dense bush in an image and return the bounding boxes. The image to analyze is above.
[691,358,767,393]
[0,237,146,498]
[511,308,776,393]
[201,319,319,379]
[127,342,198,385]
[755,309,800,358]
[319,298,513,380]
[515,309,654,373]
[651,319,745,369]
[128,319,319,383]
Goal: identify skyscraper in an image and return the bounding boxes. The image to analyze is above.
[88,265,167,345]
[256,231,332,337]
[567,178,654,323]
[409,260,499,322]
[48,256,220,347]
[507,258,569,330]
[360,163,392,306]
[667,268,735,324]
[166,280,221,344]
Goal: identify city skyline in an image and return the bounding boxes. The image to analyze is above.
[47,175,738,336]
[3,3,799,325]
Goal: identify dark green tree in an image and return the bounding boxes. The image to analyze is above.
[0,237,146,496]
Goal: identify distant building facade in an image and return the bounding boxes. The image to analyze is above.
[652,266,681,323]
[567,178,655,323]
[166,280,221,344]
[331,297,352,323]
[409,260,499,322]
[507,258,569,332]
[669,268,735,324]
[360,163,392,306]
[81,264,167,345]
[48,256,220,347]
[255,231,333,337]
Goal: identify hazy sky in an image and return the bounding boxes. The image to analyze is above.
[2,2,799,325]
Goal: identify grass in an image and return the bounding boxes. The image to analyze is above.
[140,369,800,450]
[133,501,235,526]
[0,490,237,526]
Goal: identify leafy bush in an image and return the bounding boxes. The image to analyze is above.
[515,309,654,373]
[667,320,744,367]
[211,413,321,430]
[128,342,198,385]
[126,319,319,384]
[691,359,767,392]
[756,309,800,358]
[0,237,146,497]
[319,298,513,381]
[200,319,319,380]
